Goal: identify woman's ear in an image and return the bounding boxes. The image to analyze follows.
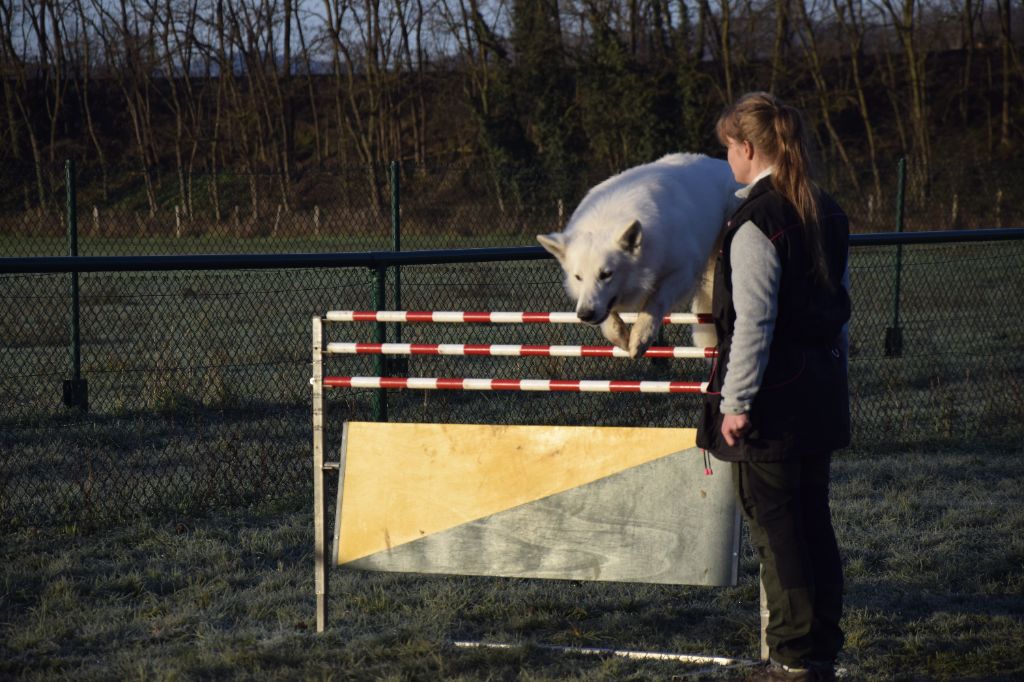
[742,139,755,161]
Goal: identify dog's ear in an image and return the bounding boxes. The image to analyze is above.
[536,232,567,262]
[617,220,642,254]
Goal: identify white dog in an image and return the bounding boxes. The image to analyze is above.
[537,153,739,358]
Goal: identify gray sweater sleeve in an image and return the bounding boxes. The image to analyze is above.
[721,221,781,415]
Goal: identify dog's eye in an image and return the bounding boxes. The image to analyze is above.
[574,274,583,282]
[598,270,612,281]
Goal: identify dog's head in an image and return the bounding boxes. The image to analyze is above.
[536,220,643,325]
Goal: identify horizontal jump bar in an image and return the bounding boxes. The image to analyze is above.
[451,640,754,667]
[326,342,717,359]
[325,310,713,324]
[317,376,708,393]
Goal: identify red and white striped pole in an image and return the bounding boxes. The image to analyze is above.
[325,342,716,359]
[325,310,713,325]
[318,376,708,394]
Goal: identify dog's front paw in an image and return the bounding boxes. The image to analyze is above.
[628,313,660,358]
[601,313,630,351]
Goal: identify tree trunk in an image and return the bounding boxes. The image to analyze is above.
[770,0,790,94]
[874,0,930,195]
[796,0,861,193]
[834,0,882,209]
[997,0,1013,151]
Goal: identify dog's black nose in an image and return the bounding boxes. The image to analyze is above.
[577,308,596,323]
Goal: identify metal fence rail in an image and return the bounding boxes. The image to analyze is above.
[2,230,1023,528]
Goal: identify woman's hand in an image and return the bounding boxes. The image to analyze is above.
[721,413,751,446]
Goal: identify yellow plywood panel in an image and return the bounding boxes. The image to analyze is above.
[338,422,697,564]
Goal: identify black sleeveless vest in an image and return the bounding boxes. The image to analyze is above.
[696,177,851,461]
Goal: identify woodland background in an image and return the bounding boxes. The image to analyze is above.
[1,0,1022,239]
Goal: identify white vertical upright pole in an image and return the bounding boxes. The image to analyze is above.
[760,567,769,661]
[312,316,328,632]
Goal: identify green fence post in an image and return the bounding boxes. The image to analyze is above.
[885,157,905,357]
[389,160,409,378]
[372,265,388,422]
[63,159,88,410]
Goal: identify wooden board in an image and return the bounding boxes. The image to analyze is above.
[334,422,740,586]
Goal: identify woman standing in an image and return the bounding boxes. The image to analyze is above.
[696,92,851,682]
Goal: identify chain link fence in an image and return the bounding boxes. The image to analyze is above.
[2,232,1022,529]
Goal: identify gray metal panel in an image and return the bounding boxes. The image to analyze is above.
[344,447,739,586]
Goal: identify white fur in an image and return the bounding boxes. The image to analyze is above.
[537,153,740,358]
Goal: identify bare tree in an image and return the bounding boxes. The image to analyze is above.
[395,0,430,165]
[871,0,931,189]
[770,0,791,94]
[89,0,160,215]
[715,0,734,103]
[322,0,382,207]
[833,0,883,207]
[35,0,71,164]
[995,0,1013,151]
[0,0,1019,235]
[70,0,110,200]
[436,0,524,212]
[294,2,325,166]
[954,0,980,126]
[149,0,205,221]
[795,0,861,193]
[0,0,50,208]
[220,1,270,218]
[321,0,423,208]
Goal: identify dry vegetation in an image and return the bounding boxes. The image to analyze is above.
[1,0,1022,242]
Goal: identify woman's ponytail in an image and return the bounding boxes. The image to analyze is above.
[716,92,832,288]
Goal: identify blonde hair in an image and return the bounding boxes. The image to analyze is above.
[716,92,830,286]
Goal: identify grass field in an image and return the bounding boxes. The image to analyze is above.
[2,448,1023,681]
[2,235,1023,680]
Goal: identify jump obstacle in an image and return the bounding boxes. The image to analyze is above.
[312,310,766,667]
